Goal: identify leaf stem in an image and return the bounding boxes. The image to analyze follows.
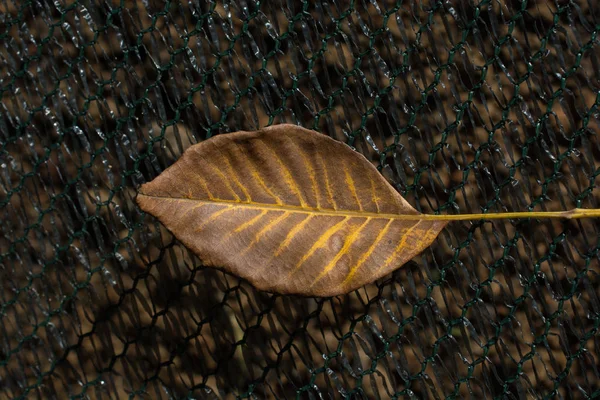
[421,208,600,221]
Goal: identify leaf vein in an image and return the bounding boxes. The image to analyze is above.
[376,221,423,273]
[274,215,313,257]
[238,212,291,258]
[344,166,363,211]
[317,151,337,210]
[233,210,268,234]
[311,218,372,287]
[194,206,234,232]
[257,139,307,207]
[342,219,394,287]
[288,217,349,278]
[220,151,252,202]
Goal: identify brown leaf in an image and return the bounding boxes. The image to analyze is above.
[137,124,448,297]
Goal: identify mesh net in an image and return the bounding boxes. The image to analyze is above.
[1,0,600,398]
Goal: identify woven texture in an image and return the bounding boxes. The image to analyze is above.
[1,1,599,398]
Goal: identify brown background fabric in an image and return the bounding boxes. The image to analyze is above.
[1,1,599,398]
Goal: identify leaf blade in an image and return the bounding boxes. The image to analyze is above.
[137,124,448,296]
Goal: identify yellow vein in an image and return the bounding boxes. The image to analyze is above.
[249,166,284,205]
[344,165,363,211]
[342,219,393,287]
[317,151,337,209]
[256,139,308,207]
[233,210,268,233]
[376,221,422,273]
[274,215,313,257]
[178,202,208,220]
[176,161,194,199]
[204,160,242,202]
[370,178,381,213]
[232,140,284,205]
[418,226,438,249]
[238,212,291,257]
[194,206,235,232]
[311,218,371,287]
[289,138,321,208]
[252,215,314,278]
[139,195,435,221]
[219,150,252,202]
[197,177,215,200]
[288,217,349,278]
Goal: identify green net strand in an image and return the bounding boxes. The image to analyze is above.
[1,1,599,398]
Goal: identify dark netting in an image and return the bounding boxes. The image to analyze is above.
[1,0,599,398]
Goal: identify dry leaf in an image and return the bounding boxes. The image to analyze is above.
[137,124,448,297]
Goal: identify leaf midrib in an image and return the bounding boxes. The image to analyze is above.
[139,194,591,221]
[137,193,428,220]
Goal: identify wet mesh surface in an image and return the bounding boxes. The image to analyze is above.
[1,1,599,398]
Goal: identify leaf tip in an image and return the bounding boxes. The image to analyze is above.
[135,191,152,213]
